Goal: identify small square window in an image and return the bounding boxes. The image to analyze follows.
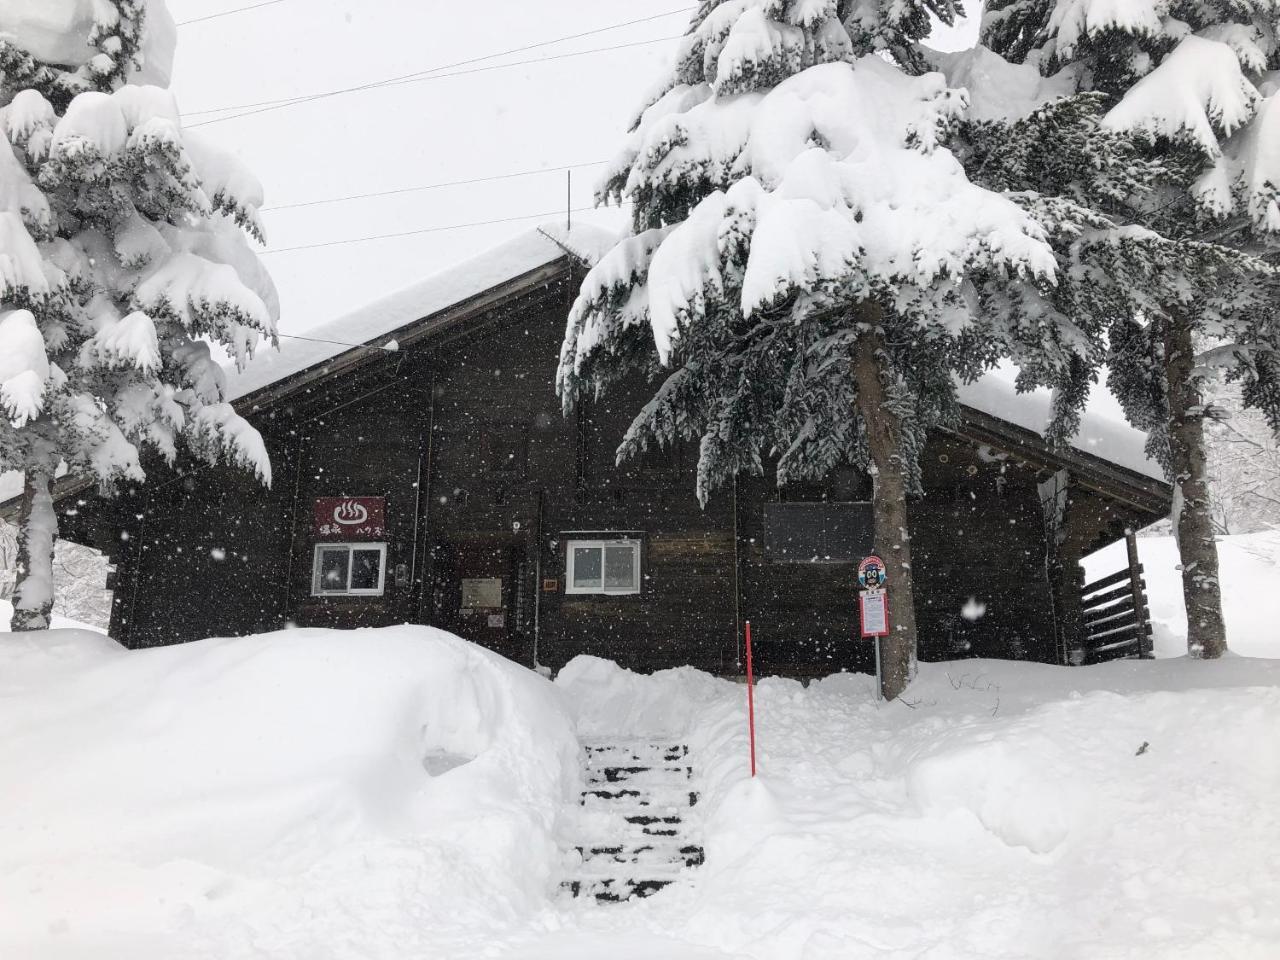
[312,543,387,596]
[565,538,640,595]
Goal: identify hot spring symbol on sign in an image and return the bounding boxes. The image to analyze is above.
[332,499,368,526]
[312,497,387,539]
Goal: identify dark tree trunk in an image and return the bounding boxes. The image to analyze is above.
[1164,317,1227,658]
[10,470,56,632]
[852,307,917,699]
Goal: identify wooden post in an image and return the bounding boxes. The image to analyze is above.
[1125,528,1153,659]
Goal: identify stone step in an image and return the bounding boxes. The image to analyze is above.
[564,739,700,903]
[578,789,699,813]
[561,877,674,903]
[583,743,689,764]
[584,764,694,785]
[575,842,705,869]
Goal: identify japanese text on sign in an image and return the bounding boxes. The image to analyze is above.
[859,588,889,638]
[313,497,387,540]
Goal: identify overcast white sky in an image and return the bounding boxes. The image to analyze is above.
[165,0,977,340]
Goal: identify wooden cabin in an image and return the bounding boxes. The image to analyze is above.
[10,226,1171,676]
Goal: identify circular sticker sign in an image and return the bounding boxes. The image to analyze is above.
[858,555,887,590]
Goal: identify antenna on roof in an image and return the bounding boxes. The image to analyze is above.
[566,169,572,232]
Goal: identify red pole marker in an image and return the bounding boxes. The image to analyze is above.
[745,620,757,777]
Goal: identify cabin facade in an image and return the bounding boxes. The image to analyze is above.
[26,228,1170,677]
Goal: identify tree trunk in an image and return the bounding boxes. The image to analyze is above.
[10,470,56,632]
[852,307,917,699]
[1164,317,1227,658]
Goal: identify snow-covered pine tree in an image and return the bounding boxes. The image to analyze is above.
[0,0,278,630]
[982,0,1280,658]
[558,1,1068,699]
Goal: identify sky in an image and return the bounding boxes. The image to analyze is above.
[165,0,979,341]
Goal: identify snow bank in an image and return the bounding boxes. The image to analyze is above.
[1086,530,1280,658]
[558,655,1280,959]
[0,624,579,959]
[555,654,727,738]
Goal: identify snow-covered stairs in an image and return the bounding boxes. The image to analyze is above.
[562,739,703,902]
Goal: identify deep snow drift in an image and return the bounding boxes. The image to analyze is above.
[0,625,579,959]
[2,623,1278,959]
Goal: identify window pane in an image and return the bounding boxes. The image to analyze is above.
[572,546,602,588]
[350,548,383,591]
[319,548,349,592]
[604,544,636,591]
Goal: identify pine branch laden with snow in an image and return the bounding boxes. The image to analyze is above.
[980,0,1280,660]
[557,1,1093,700]
[561,15,1063,505]
[982,0,1280,239]
[0,0,276,629]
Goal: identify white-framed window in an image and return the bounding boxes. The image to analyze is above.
[311,542,388,596]
[565,537,641,595]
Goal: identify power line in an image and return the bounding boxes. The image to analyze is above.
[261,160,608,212]
[189,36,680,128]
[182,6,693,123]
[175,0,287,27]
[276,332,398,351]
[261,204,620,254]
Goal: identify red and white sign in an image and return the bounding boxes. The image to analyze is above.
[313,497,386,540]
[857,555,887,589]
[859,588,889,638]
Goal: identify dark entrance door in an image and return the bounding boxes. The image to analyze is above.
[429,534,530,664]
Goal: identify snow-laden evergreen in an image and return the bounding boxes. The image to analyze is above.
[0,0,277,630]
[981,0,1280,660]
[556,0,1101,699]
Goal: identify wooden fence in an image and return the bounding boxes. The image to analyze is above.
[1077,531,1154,664]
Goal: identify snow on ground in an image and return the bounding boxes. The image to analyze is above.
[0,625,579,960]
[543,654,1280,960]
[3,619,1278,958]
[1085,530,1280,659]
[0,597,103,632]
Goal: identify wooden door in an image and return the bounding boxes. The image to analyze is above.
[432,537,529,664]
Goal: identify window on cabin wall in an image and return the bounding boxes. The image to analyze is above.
[312,543,388,596]
[765,466,874,563]
[763,503,874,563]
[564,537,642,595]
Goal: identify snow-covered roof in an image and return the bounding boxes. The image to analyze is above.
[0,223,1163,510]
[957,367,1163,481]
[227,221,1161,482]
[225,224,618,403]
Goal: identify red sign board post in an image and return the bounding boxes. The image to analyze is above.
[313,497,387,540]
[858,589,889,638]
[858,556,889,701]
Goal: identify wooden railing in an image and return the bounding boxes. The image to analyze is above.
[1077,532,1153,664]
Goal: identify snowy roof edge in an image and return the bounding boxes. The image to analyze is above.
[226,223,618,406]
[1,224,1168,516]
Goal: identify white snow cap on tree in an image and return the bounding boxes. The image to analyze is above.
[560,0,1076,507]
[576,52,1055,369]
[0,308,49,426]
[0,0,176,85]
[985,0,1280,235]
[0,0,277,494]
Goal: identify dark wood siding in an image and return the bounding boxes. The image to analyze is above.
[80,263,1164,677]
